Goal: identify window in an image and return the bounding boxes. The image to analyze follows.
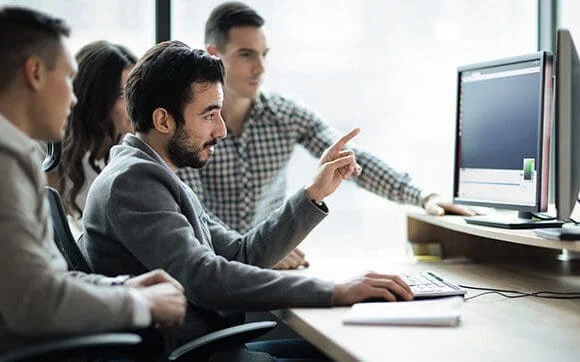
[559,0,580,41]
[172,0,536,259]
[3,0,155,56]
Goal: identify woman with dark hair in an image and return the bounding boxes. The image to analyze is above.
[51,40,137,235]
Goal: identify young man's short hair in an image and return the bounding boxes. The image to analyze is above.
[125,41,225,132]
[205,1,264,51]
[0,6,70,92]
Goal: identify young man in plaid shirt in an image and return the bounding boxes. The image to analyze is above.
[176,2,474,269]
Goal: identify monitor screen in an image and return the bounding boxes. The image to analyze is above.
[555,29,580,222]
[453,52,553,215]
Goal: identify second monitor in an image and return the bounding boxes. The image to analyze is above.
[453,52,563,229]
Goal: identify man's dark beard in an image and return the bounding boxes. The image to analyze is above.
[167,125,214,169]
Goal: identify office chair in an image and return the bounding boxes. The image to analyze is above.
[0,333,144,362]
[41,141,61,172]
[33,142,277,361]
[46,186,93,273]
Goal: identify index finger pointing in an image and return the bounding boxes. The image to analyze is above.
[330,128,360,153]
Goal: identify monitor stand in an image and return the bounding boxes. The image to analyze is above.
[464,211,564,229]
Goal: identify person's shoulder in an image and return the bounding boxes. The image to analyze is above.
[0,150,30,184]
[103,147,180,198]
[109,141,168,175]
[0,117,37,156]
[260,90,318,120]
[105,154,167,185]
[0,135,41,186]
[261,89,302,109]
[0,149,40,210]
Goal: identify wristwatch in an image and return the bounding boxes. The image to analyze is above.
[310,199,328,212]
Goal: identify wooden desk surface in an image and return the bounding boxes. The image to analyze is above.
[407,211,580,252]
[274,259,580,362]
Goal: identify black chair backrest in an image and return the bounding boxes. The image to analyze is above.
[41,141,61,173]
[46,186,93,273]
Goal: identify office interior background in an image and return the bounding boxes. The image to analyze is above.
[3,0,578,261]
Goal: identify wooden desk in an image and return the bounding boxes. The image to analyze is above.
[407,211,580,259]
[274,212,580,362]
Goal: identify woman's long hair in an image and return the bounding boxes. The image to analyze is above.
[58,40,137,217]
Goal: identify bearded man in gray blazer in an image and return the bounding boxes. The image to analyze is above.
[82,40,413,359]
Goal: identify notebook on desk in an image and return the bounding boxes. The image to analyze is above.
[343,296,464,327]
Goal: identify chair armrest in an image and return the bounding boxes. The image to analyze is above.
[169,321,277,361]
[1,333,142,362]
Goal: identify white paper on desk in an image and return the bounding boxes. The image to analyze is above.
[342,296,463,327]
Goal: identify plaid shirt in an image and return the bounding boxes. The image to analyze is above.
[176,91,424,233]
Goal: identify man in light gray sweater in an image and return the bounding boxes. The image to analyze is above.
[82,41,413,356]
[0,6,187,354]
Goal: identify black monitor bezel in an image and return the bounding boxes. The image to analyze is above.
[452,51,553,212]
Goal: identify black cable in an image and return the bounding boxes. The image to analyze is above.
[464,291,530,301]
[459,284,580,301]
[532,291,580,299]
[459,284,526,294]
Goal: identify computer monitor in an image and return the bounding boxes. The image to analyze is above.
[452,52,563,229]
[555,29,580,222]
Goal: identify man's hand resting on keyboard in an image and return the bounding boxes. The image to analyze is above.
[423,194,477,216]
[331,272,414,305]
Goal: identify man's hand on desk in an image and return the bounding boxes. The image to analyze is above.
[423,194,478,216]
[124,269,187,329]
[273,248,309,270]
[331,272,414,305]
[124,269,184,291]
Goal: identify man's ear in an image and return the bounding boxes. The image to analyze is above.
[206,44,219,56]
[151,108,175,135]
[22,55,45,91]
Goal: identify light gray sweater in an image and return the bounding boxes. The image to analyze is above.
[0,115,142,353]
[82,135,335,347]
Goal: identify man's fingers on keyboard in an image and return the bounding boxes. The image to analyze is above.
[365,273,413,294]
[392,275,413,294]
[367,288,396,302]
[369,279,413,301]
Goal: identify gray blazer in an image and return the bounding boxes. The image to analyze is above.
[0,115,140,353]
[83,135,334,346]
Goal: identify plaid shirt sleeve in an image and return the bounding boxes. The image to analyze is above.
[291,100,424,206]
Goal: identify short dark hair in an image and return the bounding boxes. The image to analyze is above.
[0,6,70,92]
[205,1,264,51]
[125,41,225,132]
